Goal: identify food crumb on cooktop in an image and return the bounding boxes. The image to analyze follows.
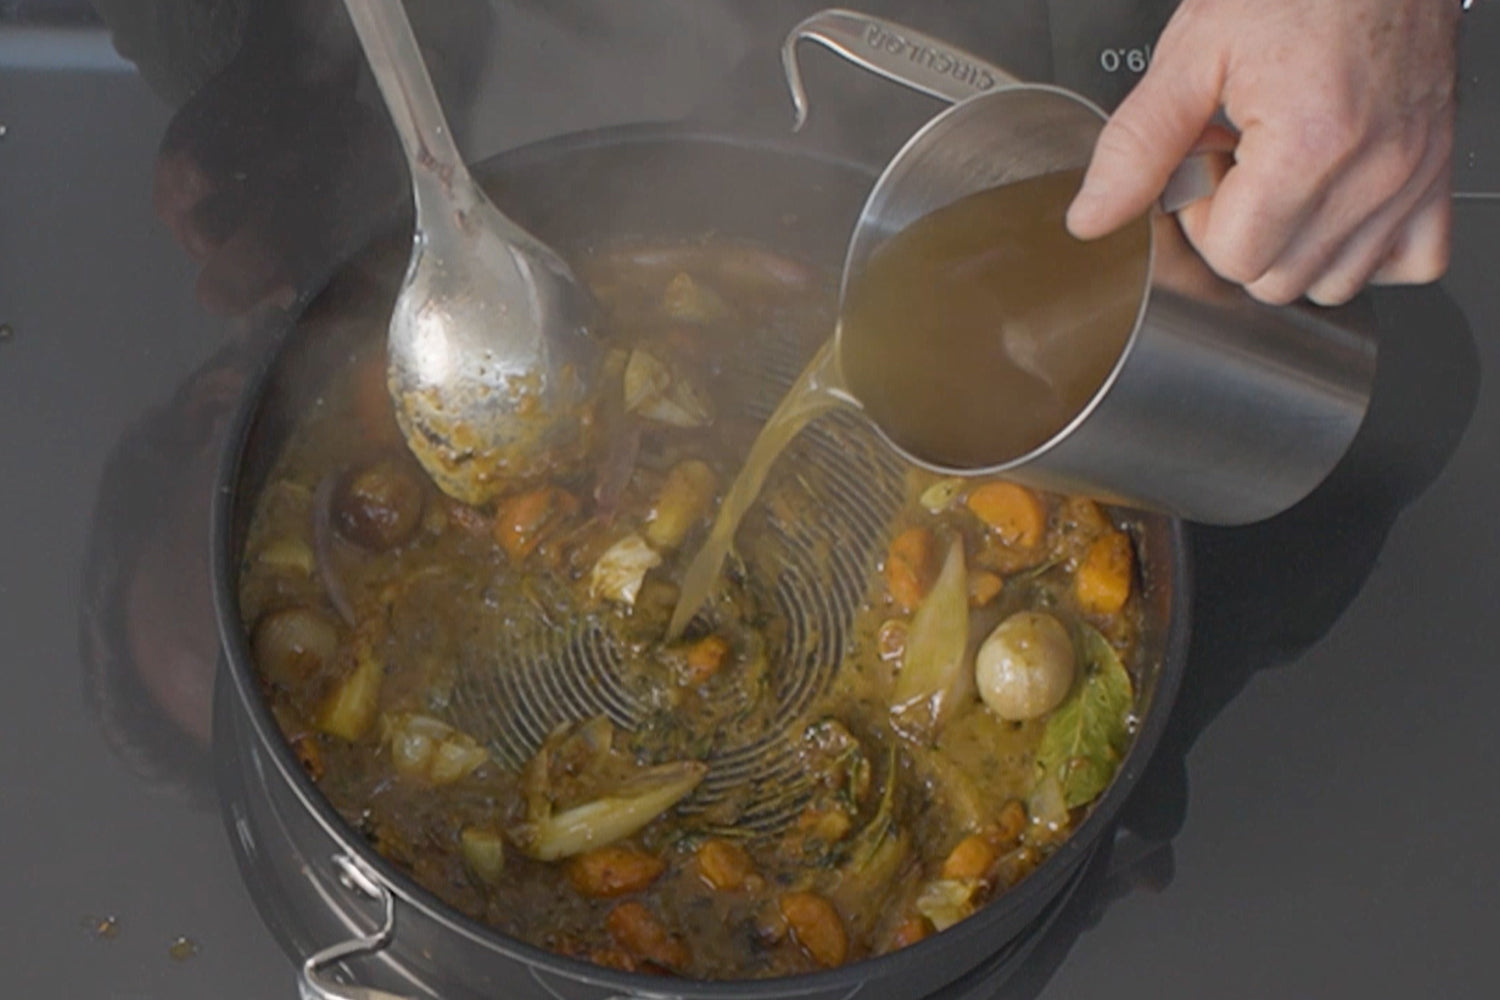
[80,915,119,940]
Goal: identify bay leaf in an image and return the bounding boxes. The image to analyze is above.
[1034,624,1133,809]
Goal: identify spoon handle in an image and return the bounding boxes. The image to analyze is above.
[341,0,470,200]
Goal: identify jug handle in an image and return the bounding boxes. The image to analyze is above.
[781,8,1022,128]
[783,8,1224,212]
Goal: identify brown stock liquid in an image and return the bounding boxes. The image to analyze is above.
[839,167,1149,469]
[671,169,1149,635]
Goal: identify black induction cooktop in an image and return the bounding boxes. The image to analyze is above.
[3,3,1497,999]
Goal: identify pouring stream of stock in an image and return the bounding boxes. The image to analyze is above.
[666,340,853,639]
[664,168,1140,641]
[668,11,1166,639]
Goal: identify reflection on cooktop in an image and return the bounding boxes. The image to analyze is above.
[80,333,265,804]
[996,283,1480,998]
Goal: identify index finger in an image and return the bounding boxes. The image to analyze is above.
[1066,43,1225,239]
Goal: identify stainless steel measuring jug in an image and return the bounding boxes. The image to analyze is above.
[785,9,1378,525]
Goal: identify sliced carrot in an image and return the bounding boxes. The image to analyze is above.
[493,487,578,562]
[779,891,848,968]
[607,901,689,970]
[1061,496,1110,534]
[696,838,754,891]
[1075,530,1134,615]
[885,525,937,611]
[565,845,665,898]
[886,915,932,952]
[941,833,998,881]
[965,482,1046,548]
[968,570,1004,608]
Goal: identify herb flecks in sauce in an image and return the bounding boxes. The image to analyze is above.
[238,239,1145,980]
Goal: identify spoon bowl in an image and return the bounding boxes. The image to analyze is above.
[344,0,598,505]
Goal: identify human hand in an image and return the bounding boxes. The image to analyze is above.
[1065,0,1459,306]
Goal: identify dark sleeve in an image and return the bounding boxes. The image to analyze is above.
[89,0,253,106]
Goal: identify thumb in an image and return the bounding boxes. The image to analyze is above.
[1067,45,1224,240]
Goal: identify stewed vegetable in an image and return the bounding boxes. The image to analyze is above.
[237,239,1147,980]
[976,611,1076,722]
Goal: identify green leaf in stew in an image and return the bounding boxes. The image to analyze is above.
[1034,624,1133,809]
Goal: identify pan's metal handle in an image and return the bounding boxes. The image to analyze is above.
[298,854,415,1000]
[781,7,1021,130]
[782,7,1222,213]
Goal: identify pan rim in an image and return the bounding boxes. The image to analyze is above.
[210,121,1194,998]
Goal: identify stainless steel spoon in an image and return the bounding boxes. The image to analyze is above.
[342,0,598,506]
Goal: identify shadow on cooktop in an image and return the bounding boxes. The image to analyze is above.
[991,280,1480,998]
